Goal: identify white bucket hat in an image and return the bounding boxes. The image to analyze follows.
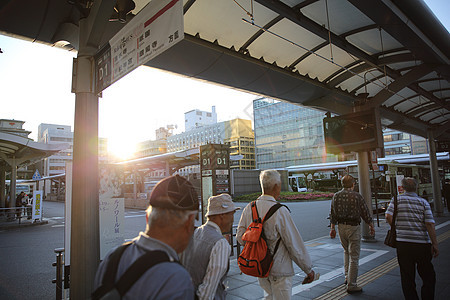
[205,193,240,217]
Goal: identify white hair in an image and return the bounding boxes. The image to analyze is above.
[260,170,281,193]
[146,206,197,230]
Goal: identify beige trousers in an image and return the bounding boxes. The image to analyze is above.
[337,224,361,288]
[258,275,293,300]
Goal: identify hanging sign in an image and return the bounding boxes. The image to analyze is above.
[95,0,184,94]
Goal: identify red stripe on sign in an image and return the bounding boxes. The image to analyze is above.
[144,0,179,28]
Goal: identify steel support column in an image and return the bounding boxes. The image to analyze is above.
[357,151,376,242]
[9,157,16,208]
[0,166,5,208]
[427,129,443,216]
[70,45,99,300]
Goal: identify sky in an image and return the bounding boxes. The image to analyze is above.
[0,0,448,158]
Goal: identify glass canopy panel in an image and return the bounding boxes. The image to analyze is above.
[295,45,358,81]
[300,0,374,35]
[184,0,277,48]
[384,88,417,107]
[421,109,447,123]
[347,29,403,56]
[394,96,421,111]
[247,18,325,68]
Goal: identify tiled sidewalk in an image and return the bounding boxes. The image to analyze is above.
[226,213,450,300]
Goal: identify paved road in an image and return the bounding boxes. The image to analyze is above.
[0,199,334,299]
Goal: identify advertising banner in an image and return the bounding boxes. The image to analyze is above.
[32,190,43,221]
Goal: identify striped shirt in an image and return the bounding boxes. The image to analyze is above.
[181,221,230,300]
[386,192,435,244]
[197,222,230,300]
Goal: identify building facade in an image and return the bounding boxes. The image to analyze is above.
[135,139,167,159]
[185,106,217,131]
[383,128,429,156]
[0,119,31,138]
[254,98,337,169]
[167,118,255,175]
[38,124,73,177]
[253,98,431,170]
[38,124,109,176]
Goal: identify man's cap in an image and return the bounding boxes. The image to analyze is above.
[149,175,199,211]
[205,193,240,217]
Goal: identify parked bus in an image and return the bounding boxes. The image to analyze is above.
[287,160,432,199]
[5,180,36,197]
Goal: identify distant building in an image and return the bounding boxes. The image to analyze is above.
[185,106,217,131]
[253,98,337,169]
[253,98,430,170]
[167,118,255,175]
[0,119,31,138]
[134,125,176,159]
[225,118,255,170]
[38,124,73,177]
[135,139,167,158]
[383,129,428,156]
[38,123,109,176]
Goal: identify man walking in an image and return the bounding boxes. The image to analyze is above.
[329,175,375,294]
[237,170,315,300]
[386,177,439,300]
[94,175,199,299]
[182,193,240,300]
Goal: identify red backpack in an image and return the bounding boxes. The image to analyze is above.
[238,201,287,277]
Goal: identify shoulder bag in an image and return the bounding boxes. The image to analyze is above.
[384,195,397,248]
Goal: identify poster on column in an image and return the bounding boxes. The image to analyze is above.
[99,165,125,260]
[32,190,43,221]
[396,175,405,195]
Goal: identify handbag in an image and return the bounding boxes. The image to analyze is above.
[384,195,397,248]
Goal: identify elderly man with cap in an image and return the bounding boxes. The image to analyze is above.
[93,175,199,299]
[182,193,240,300]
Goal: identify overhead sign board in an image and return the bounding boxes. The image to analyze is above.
[436,140,450,152]
[95,0,184,94]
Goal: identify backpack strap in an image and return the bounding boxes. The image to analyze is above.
[250,201,261,223]
[92,243,174,299]
[115,250,172,296]
[262,203,290,223]
[92,242,132,299]
[261,203,290,256]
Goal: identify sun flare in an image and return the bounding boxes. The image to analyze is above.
[108,139,136,161]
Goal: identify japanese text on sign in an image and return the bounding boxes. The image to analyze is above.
[95,0,184,94]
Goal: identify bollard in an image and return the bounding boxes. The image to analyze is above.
[53,248,64,300]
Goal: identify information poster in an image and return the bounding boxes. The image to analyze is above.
[396,175,405,195]
[99,165,125,259]
[99,198,124,260]
[32,191,43,221]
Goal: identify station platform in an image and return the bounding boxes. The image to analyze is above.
[226,212,450,300]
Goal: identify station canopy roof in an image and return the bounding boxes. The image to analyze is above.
[0,132,69,170]
[1,0,449,140]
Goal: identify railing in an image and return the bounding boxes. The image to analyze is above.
[0,206,32,224]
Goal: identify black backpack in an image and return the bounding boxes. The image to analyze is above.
[92,242,176,299]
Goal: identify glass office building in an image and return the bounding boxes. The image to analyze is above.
[254,98,337,169]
